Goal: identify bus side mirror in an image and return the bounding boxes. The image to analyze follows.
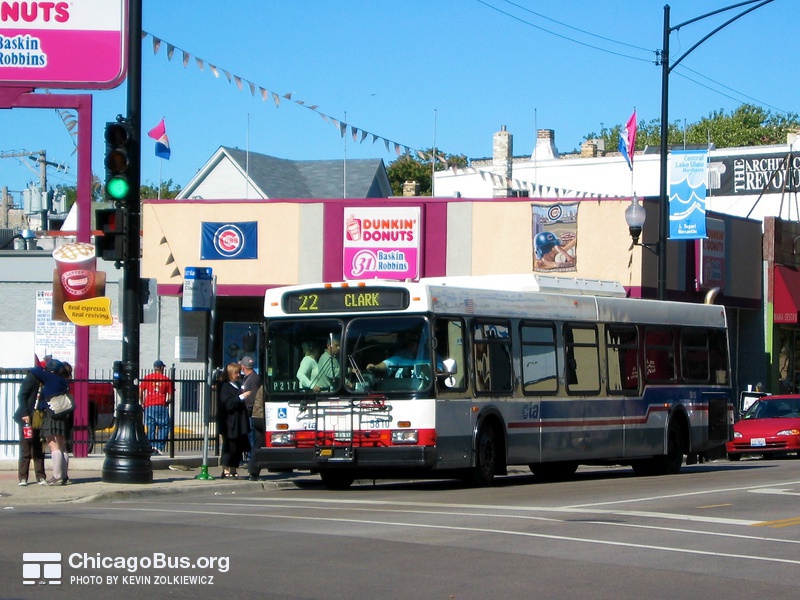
[440,358,458,388]
[442,358,457,375]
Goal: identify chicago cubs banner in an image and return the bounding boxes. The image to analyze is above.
[200,222,258,260]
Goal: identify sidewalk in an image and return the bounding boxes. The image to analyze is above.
[0,454,316,507]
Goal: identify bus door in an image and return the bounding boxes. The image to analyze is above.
[432,318,473,469]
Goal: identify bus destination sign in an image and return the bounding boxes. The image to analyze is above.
[283,288,409,314]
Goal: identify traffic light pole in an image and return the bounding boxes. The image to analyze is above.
[102,0,152,484]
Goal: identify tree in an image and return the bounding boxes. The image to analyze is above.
[140,178,182,200]
[386,149,468,196]
[584,104,800,153]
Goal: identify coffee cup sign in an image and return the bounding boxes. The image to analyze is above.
[51,242,108,324]
[53,242,97,302]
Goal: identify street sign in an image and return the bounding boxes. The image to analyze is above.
[182,267,213,312]
[0,0,128,89]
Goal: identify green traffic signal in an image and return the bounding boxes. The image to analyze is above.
[104,120,133,203]
[106,175,130,200]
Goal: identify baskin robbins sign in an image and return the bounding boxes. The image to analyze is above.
[343,207,421,281]
[0,0,128,89]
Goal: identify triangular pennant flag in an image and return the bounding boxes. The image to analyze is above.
[167,44,175,61]
[152,36,161,54]
[182,51,190,67]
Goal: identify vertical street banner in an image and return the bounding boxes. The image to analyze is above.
[696,217,726,291]
[531,202,578,272]
[343,206,421,280]
[669,149,708,240]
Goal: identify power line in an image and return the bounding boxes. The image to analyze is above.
[478,0,791,115]
[498,0,652,53]
[475,0,652,63]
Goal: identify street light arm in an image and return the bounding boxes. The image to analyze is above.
[669,0,774,73]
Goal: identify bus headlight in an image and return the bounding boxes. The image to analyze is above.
[733,431,742,438]
[391,430,418,444]
[270,432,296,446]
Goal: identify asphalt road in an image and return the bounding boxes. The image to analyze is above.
[2,458,800,600]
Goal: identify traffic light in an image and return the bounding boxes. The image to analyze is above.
[95,207,125,262]
[104,120,133,203]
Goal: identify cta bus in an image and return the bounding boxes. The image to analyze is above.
[253,274,732,489]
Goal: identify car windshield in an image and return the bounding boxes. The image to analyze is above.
[743,398,800,419]
[265,316,435,395]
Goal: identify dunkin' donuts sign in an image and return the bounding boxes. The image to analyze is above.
[0,0,128,89]
[343,206,421,281]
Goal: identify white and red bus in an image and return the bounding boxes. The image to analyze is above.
[253,274,732,489]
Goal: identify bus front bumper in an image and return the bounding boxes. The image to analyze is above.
[253,445,438,471]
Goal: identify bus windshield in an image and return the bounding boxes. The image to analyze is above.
[266,316,436,395]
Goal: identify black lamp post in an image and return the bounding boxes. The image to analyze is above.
[101,0,152,484]
[646,0,775,300]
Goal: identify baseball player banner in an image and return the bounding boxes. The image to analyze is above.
[531,202,578,273]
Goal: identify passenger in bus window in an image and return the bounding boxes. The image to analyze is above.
[315,335,341,391]
[367,332,443,377]
[296,341,320,390]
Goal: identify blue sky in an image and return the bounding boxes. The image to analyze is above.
[1,0,797,199]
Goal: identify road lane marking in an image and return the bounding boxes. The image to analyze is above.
[753,516,800,528]
[97,506,800,567]
[749,488,800,497]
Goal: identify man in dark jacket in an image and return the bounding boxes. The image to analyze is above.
[13,370,47,486]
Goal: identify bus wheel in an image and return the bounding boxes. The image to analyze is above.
[530,461,578,481]
[633,421,684,476]
[467,425,498,487]
[319,469,355,490]
[661,421,684,474]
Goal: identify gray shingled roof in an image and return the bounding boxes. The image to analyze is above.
[222,147,391,198]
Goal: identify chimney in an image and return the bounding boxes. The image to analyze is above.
[531,129,559,160]
[581,140,598,158]
[492,125,513,198]
[402,180,420,196]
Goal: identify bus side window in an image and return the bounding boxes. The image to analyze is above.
[644,327,676,382]
[434,317,467,390]
[681,328,710,382]
[563,324,600,394]
[606,324,638,393]
[520,322,558,394]
[473,321,513,394]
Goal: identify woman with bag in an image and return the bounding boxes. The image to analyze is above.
[32,359,74,486]
[217,362,250,479]
[12,368,47,486]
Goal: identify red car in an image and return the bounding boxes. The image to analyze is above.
[727,395,800,460]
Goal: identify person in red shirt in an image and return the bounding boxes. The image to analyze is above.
[139,360,174,455]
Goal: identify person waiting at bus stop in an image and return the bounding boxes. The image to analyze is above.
[13,365,47,486]
[218,362,251,479]
[139,360,174,456]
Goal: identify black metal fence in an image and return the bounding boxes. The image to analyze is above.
[0,367,218,459]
